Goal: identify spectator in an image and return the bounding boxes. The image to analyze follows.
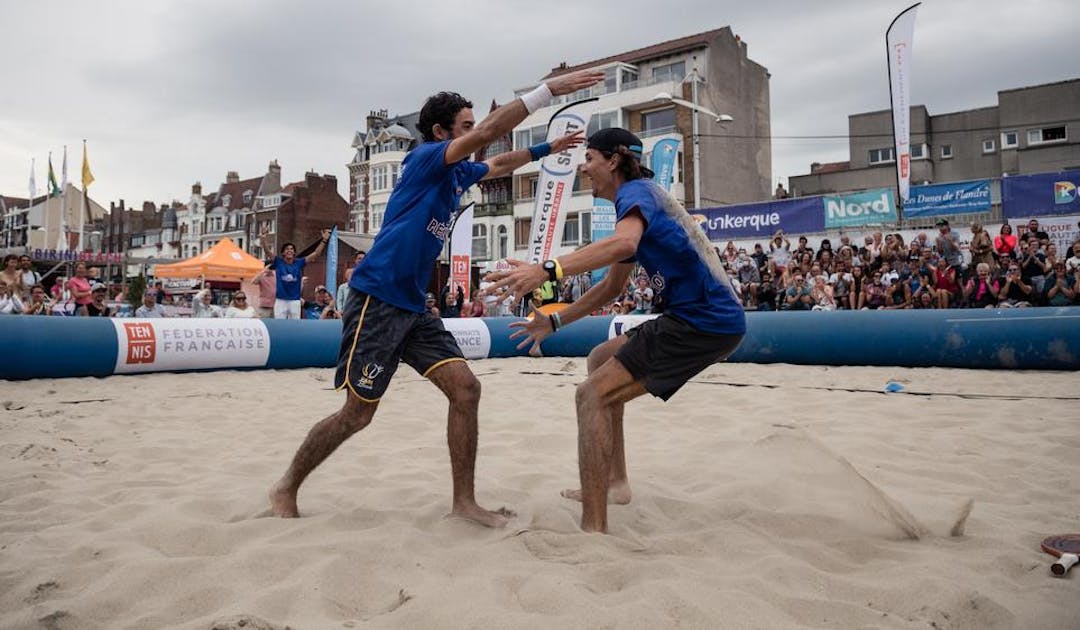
[774,182,789,199]
[1,255,23,298]
[135,291,168,317]
[252,265,276,319]
[303,285,338,320]
[0,278,24,315]
[782,273,813,310]
[968,222,994,271]
[22,284,52,316]
[721,241,739,266]
[85,283,112,317]
[1018,238,1047,296]
[934,219,963,268]
[17,255,40,300]
[225,292,256,318]
[815,238,833,262]
[881,278,911,309]
[912,232,931,252]
[192,289,221,318]
[993,224,1017,262]
[259,226,331,319]
[1066,241,1080,273]
[848,265,866,310]
[50,276,65,300]
[442,285,463,318]
[881,233,905,265]
[1044,262,1076,307]
[153,281,166,304]
[809,275,836,311]
[631,275,655,314]
[1024,218,1049,243]
[998,262,1034,307]
[757,271,778,311]
[66,262,93,315]
[735,249,760,307]
[751,243,769,271]
[462,289,486,318]
[1042,243,1061,276]
[336,268,353,315]
[963,262,1000,309]
[911,266,936,306]
[912,290,937,309]
[828,263,852,309]
[862,270,887,310]
[768,230,791,273]
[424,292,440,318]
[879,260,899,287]
[929,258,961,309]
[794,235,814,260]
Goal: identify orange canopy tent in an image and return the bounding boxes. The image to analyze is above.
[152,237,264,281]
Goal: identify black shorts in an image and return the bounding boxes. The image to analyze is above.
[614,314,743,401]
[334,290,465,401]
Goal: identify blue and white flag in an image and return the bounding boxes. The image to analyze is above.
[324,226,339,291]
[650,138,681,192]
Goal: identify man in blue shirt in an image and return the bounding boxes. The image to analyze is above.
[259,227,331,319]
[269,69,605,528]
[484,128,746,533]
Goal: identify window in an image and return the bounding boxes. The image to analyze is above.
[620,67,639,89]
[242,190,253,206]
[602,67,617,94]
[372,165,388,191]
[514,125,547,150]
[910,143,928,159]
[868,147,896,164]
[370,203,386,231]
[485,136,511,158]
[518,175,539,199]
[642,108,676,135]
[587,110,619,137]
[391,164,401,188]
[940,144,953,159]
[1027,126,1067,145]
[562,213,580,246]
[497,225,508,259]
[982,139,996,154]
[472,224,488,259]
[652,61,686,83]
[355,179,365,201]
[1001,130,1018,149]
[515,218,532,249]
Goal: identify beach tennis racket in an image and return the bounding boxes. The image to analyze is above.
[1041,534,1080,576]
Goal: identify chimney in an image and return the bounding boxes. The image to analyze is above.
[265,160,282,193]
[226,171,240,184]
[192,181,202,195]
[810,162,822,173]
[366,109,387,132]
[142,201,155,213]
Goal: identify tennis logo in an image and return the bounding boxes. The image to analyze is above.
[123,322,156,364]
[358,362,385,390]
[1054,181,1077,204]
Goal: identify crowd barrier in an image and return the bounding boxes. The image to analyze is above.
[2,308,1079,380]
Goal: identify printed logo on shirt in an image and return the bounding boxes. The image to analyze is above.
[358,362,385,390]
[650,272,666,292]
[282,273,296,282]
[426,218,453,241]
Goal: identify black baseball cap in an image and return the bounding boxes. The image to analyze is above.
[587,128,655,178]
[935,218,949,226]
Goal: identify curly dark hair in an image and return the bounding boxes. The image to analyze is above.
[597,146,647,181]
[416,92,473,142]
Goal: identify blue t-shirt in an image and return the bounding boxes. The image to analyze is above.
[615,179,746,335]
[350,140,489,313]
[273,256,306,301]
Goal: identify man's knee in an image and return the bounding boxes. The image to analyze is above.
[449,374,481,407]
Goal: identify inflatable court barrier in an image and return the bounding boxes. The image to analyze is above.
[1,308,1078,380]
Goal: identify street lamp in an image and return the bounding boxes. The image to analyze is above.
[656,72,732,209]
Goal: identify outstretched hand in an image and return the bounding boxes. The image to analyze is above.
[481,259,547,306]
[508,303,556,355]
[549,129,587,155]
[546,69,606,97]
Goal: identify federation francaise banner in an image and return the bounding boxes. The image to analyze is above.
[324,226,339,292]
[589,199,617,282]
[886,3,919,204]
[650,138,681,192]
[824,188,898,228]
[450,203,474,299]
[1002,170,1080,219]
[690,196,824,241]
[526,98,597,264]
[904,180,991,218]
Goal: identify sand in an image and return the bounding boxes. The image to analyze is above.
[1,359,1078,629]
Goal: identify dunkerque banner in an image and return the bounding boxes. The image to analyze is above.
[691,196,825,241]
[1002,170,1080,219]
[824,188,898,228]
[903,180,991,218]
[649,138,681,192]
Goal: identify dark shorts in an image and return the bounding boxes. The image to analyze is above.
[614,314,743,401]
[334,289,464,401]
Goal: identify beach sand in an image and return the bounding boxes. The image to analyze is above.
[1,359,1078,629]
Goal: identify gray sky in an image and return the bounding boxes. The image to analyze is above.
[1,0,1076,207]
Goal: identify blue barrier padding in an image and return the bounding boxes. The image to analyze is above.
[0,317,119,379]
[263,319,341,369]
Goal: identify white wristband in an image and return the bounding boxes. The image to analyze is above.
[520,83,553,114]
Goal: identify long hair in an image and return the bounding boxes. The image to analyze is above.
[644,181,732,289]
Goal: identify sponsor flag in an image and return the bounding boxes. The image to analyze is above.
[81,141,94,189]
[47,154,60,197]
[449,203,474,300]
[324,226,339,292]
[589,199,617,282]
[886,3,919,205]
[526,98,598,264]
[650,138,681,192]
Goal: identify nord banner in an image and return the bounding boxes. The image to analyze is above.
[1002,169,1080,219]
[904,179,991,218]
[824,188,898,228]
[690,196,825,241]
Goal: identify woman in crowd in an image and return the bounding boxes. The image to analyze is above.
[862,270,887,310]
[225,292,256,318]
[461,289,486,318]
[817,248,834,274]
[847,265,866,310]
[721,241,739,266]
[993,223,1017,261]
[969,222,994,271]
[0,278,24,314]
[929,258,961,308]
[1041,243,1060,275]
[84,283,112,317]
[1043,261,1076,306]
[880,233,904,265]
[912,290,937,309]
[814,238,833,262]
[192,289,220,318]
[828,262,852,309]
[882,277,912,309]
[22,284,52,316]
[1,255,23,297]
[809,274,836,311]
[66,262,93,315]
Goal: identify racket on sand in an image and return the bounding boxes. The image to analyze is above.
[1041,534,1080,576]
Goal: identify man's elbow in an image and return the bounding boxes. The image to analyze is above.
[612,236,638,262]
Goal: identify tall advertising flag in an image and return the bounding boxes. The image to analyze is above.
[47,154,60,197]
[449,203,474,300]
[58,146,69,250]
[80,140,94,251]
[526,98,598,264]
[650,138,681,192]
[886,3,919,206]
[28,158,37,201]
[324,226,339,292]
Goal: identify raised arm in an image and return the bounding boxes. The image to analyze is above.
[301,228,332,263]
[482,130,586,179]
[443,69,605,165]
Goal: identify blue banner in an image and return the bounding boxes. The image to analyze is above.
[325,226,338,291]
[690,197,825,240]
[903,180,991,218]
[650,138,681,192]
[590,199,617,282]
[823,188,898,228]
[1002,170,1080,219]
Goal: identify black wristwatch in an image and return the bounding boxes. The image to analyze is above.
[542,260,558,282]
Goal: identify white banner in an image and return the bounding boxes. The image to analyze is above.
[526,98,598,264]
[887,3,919,204]
[441,318,491,359]
[1011,214,1080,256]
[112,319,270,374]
[450,203,474,299]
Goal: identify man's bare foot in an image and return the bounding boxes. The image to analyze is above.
[449,502,515,528]
[560,481,632,505]
[269,480,300,518]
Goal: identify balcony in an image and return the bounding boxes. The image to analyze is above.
[473,202,513,218]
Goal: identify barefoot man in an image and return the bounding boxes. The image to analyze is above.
[269,69,605,527]
[483,128,746,532]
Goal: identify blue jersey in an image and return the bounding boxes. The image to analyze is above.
[350,140,489,313]
[273,256,306,301]
[615,179,746,335]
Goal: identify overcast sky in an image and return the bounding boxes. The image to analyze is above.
[1,0,1076,208]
